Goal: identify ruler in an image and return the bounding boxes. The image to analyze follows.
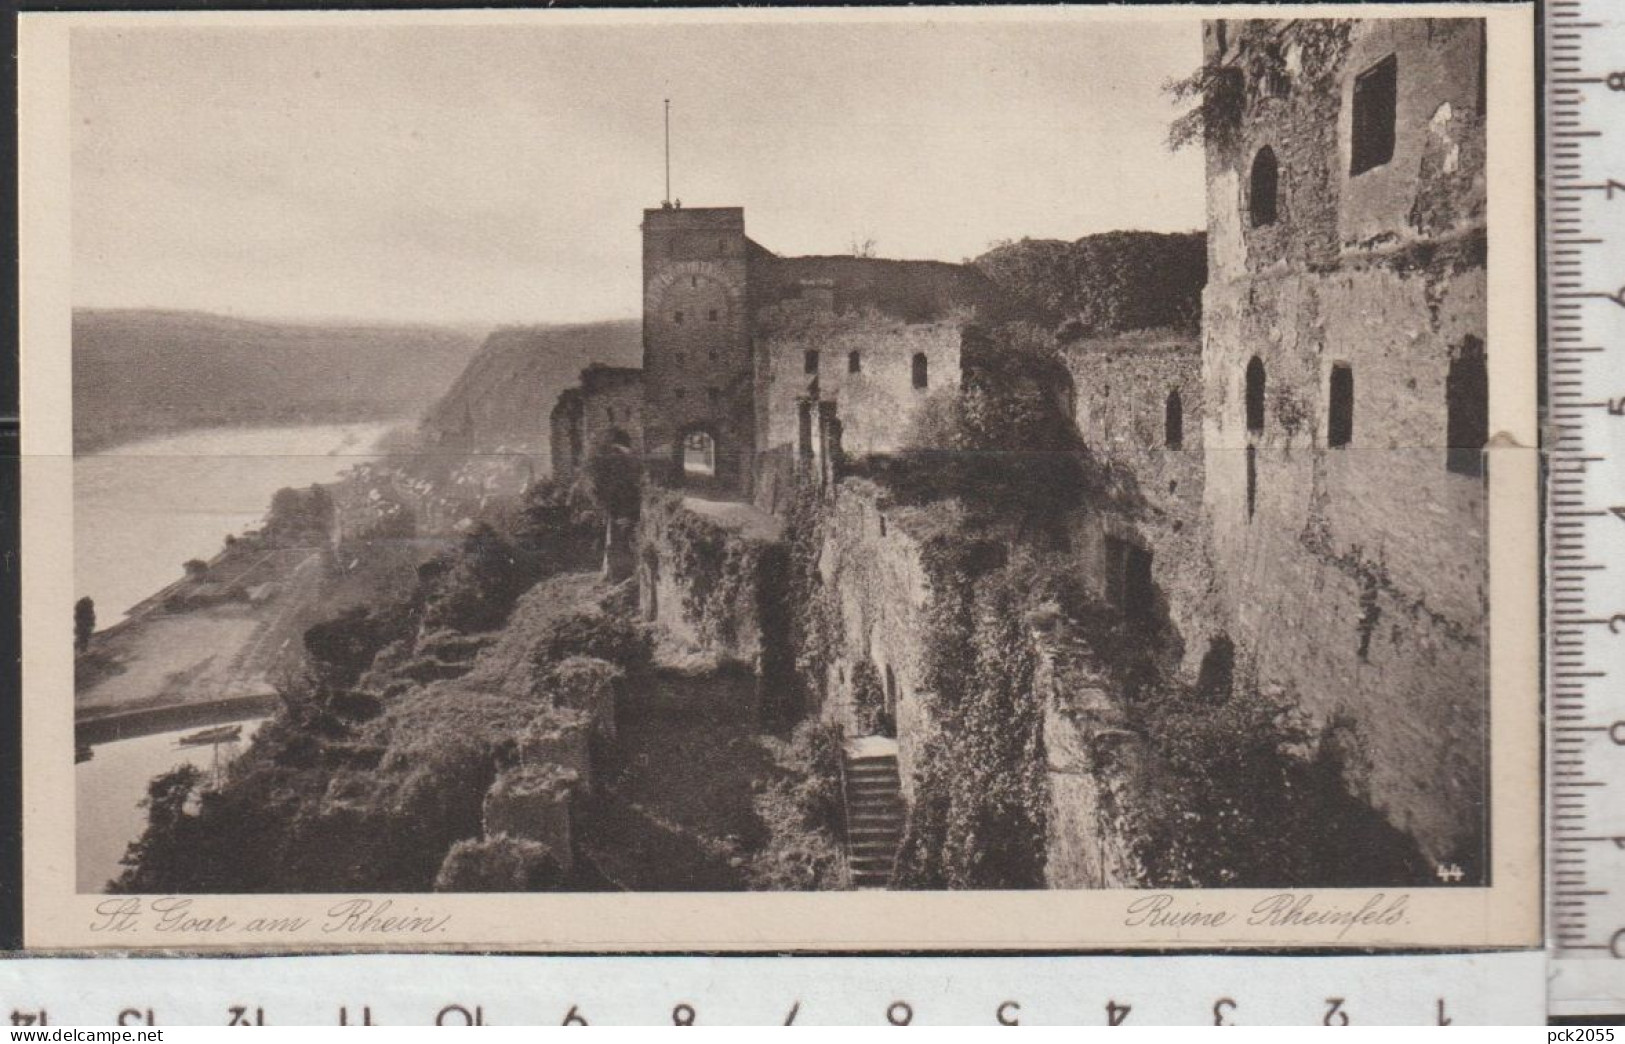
[0,953,1547,1026]
[1546,0,1625,1020]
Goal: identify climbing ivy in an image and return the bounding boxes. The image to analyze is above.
[893,540,1048,890]
[647,493,762,650]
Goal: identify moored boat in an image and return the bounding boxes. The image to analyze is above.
[176,724,242,747]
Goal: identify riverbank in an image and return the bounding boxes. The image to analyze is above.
[75,544,327,720]
[75,422,402,622]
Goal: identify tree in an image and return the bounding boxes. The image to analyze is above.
[74,597,95,653]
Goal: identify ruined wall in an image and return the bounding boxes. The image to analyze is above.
[635,491,780,668]
[1063,331,1224,680]
[549,389,583,482]
[1200,18,1489,868]
[757,303,964,461]
[812,479,941,800]
[1038,639,1138,889]
[577,367,643,460]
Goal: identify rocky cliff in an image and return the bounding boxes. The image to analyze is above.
[423,320,640,455]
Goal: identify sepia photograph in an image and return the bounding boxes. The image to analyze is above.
[19,5,1539,950]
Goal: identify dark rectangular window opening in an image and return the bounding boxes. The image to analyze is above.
[797,401,814,461]
[1246,445,1258,521]
[1350,54,1398,176]
[1105,537,1155,624]
[1328,364,1354,448]
[804,349,819,375]
[673,310,684,324]
[1447,336,1488,477]
[708,309,719,322]
[848,350,862,374]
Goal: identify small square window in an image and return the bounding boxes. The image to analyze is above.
[674,310,684,324]
[708,309,719,322]
[674,387,686,401]
[674,352,685,367]
[1350,54,1398,176]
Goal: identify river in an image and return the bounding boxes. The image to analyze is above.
[76,719,268,893]
[74,422,395,893]
[74,422,397,622]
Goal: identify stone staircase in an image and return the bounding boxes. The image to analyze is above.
[842,738,904,889]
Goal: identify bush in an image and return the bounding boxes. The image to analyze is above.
[532,607,651,676]
[304,603,418,689]
[747,721,848,890]
[435,835,565,892]
[422,524,534,633]
[1103,682,1429,888]
[513,478,603,570]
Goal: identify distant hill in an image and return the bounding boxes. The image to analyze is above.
[73,309,484,453]
[423,320,641,456]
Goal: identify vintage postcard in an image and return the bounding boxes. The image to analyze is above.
[18,3,1539,951]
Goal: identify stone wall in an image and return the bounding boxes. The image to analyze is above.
[810,479,942,801]
[635,491,783,668]
[1199,18,1489,869]
[757,303,965,461]
[1037,637,1138,889]
[1063,330,1224,682]
[549,388,583,482]
[482,763,578,873]
[549,368,642,484]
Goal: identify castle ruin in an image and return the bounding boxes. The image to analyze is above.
[549,16,1490,880]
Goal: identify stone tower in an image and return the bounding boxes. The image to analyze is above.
[640,206,755,497]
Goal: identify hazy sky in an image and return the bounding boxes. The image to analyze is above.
[71,17,1205,326]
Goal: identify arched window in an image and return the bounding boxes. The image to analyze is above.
[1447,336,1488,476]
[912,352,929,389]
[1245,356,1266,434]
[682,430,716,479]
[1250,147,1279,227]
[1328,364,1354,448]
[848,350,862,374]
[1164,389,1184,449]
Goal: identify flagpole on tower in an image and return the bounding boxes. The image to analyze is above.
[663,98,671,206]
